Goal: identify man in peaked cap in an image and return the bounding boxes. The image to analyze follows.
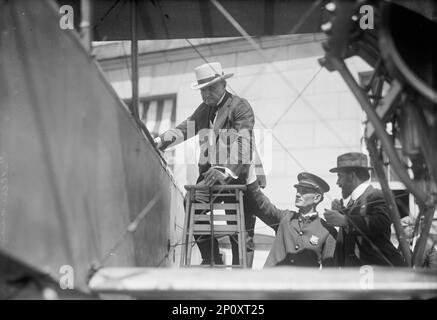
[325,152,406,267]
[245,172,337,268]
[154,62,265,266]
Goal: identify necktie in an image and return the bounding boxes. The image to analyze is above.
[300,213,317,223]
[209,91,229,125]
[209,104,219,125]
[345,198,360,259]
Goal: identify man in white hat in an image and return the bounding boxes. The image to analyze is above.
[154,62,265,266]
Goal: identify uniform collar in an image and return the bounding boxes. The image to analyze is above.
[295,211,319,223]
[302,211,318,218]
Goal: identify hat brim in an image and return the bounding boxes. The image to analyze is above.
[329,166,372,173]
[190,73,233,90]
[293,183,319,191]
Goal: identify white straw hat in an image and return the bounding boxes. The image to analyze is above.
[190,62,233,90]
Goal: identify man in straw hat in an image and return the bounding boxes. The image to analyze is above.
[245,172,337,267]
[155,62,265,266]
[324,152,406,266]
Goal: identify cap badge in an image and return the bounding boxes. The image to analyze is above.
[309,235,319,245]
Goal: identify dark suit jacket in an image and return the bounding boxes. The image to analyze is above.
[335,185,406,267]
[159,92,265,185]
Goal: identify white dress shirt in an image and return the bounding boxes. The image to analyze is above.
[344,180,370,206]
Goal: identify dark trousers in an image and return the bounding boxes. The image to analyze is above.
[185,180,256,266]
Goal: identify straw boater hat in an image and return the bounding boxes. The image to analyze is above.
[329,152,372,172]
[190,62,233,90]
[294,172,330,194]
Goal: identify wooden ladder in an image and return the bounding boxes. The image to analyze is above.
[180,184,247,268]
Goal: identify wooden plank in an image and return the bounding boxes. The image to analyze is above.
[180,191,192,266]
[193,203,239,211]
[193,225,239,233]
[237,190,247,267]
[194,215,238,222]
[89,267,437,300]
[185,185,246,191]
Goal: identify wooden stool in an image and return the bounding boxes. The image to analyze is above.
[180,184,247,268]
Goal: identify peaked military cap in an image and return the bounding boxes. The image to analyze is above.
[294,172,330,194]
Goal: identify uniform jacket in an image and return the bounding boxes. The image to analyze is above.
[246,183,337,267]
[159,92,265,186]
[335,185,406,267]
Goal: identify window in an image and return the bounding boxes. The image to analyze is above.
[125,94,177,170]
[138,94,177,138]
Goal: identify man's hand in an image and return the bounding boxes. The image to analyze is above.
[324,209,347,227]
[194,180,210,203]
[203,168,227,186]
[155,131,178,151]
[154,137,163,150]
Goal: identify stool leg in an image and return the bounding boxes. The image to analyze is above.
[238,190,247,267]
[209,187,215,267]
[180,191,192,267]
[234,190,242,266]
[186,196,196,266]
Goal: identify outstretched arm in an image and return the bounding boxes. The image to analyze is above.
[156,106,204,151]
[246,183,290,232]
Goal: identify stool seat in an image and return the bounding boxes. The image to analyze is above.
[192,224,239,234]
[191,203,240,211]
[180,184,248,268]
